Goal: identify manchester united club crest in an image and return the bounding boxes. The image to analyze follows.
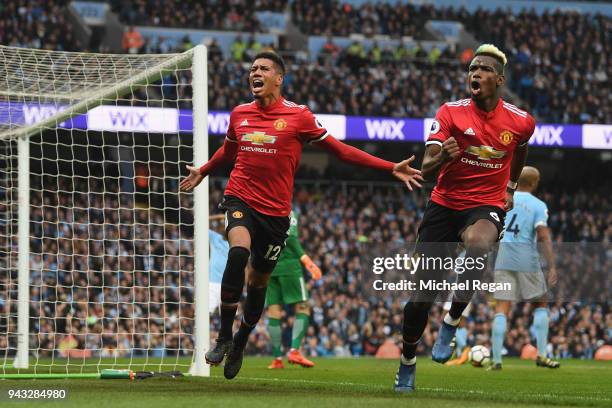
[274,118,287,130]
[499,130,514,145]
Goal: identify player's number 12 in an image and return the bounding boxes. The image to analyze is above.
[264,245,282,260]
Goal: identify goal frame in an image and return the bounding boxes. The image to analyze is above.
[4,44,210,377]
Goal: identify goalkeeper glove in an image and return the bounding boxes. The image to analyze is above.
[300,254,321,280]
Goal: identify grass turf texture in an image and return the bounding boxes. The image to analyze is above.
[0,358,610,407]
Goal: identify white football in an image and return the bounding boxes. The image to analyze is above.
[469,345,491,367]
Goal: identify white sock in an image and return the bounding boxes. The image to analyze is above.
[400,355,416,366]
[444,313,461,327]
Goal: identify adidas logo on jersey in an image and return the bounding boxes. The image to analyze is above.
[464,127,475,136]
[239,119,249,127]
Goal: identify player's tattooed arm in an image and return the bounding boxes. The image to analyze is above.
[421,137,461,181]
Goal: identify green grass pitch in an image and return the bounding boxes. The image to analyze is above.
[0,357,610,407]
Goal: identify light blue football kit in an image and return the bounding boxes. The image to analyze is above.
[492,191,552,363]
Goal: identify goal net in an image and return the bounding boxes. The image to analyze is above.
[0,45,210,377]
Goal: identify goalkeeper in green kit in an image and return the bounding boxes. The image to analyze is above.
[266,211,321,369]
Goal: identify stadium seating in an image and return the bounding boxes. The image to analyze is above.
[14,177,609,360]
[0,1,609,361]
[291,2,610,123]
[2,1,609,123]
[0,0,80,51]
[108,0,286,31]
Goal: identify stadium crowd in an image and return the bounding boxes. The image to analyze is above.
[291,1,611,123]
[456,8,610,124]
[207,52,464,118]
[110,0,286,32]
[198,5,612,123]
[0,0,79,51]
[1,1,609,123]
[1,175,608,360]
[17,173,194,358]
[292,1,458,38]
[236,183,611,360]
[0,0,610,362]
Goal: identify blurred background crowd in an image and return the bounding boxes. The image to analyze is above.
[0,0,609,362]
[2,178,607,360]
[0,0,609,123]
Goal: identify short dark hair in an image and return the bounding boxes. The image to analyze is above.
[253,51,285,75]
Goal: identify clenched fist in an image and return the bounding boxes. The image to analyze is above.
[441,137,461,161]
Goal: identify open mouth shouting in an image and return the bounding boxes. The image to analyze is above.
[252,78,264,93]
[470,80,482,97]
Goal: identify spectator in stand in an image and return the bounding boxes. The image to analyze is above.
[319,35,340,64]
[460,47,475,68]
[208,38,224,61]
[244,34,262,61]
[369,41,382,64]
[181,35,193,52]
[111,0,287,31]
[0,0,80,51]
[230,35,247,62]
[122,25,143,54]
[345,41,367,72]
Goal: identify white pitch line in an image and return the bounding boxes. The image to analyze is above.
[211,375,612,403]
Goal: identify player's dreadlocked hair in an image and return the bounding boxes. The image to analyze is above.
[253,51,286,75]
[474,44,507,74]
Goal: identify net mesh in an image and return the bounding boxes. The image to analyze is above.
[0,45,199,373]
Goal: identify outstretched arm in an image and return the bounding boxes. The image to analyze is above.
[315,135,423,190]
[179,138,238,192]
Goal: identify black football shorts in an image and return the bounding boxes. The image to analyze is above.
[219,195,290,274]
[417,200,506,244]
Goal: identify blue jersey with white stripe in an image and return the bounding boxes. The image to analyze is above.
[494,191,548,272]
[209,230,229,284]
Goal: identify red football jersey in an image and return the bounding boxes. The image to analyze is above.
[426,98,536,211]
[224,97,328,216]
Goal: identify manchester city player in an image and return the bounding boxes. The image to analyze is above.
[490,166,560,370]
[209,214,229,313]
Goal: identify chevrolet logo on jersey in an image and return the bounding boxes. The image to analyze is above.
[465,145,506,160]
[241,132,277,145]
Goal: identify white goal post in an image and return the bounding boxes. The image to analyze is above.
[0,44,209,377]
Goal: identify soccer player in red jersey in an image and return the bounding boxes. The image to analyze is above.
[394,44,536,392]
[180,51,423,379]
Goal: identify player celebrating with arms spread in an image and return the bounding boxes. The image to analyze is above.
[181,51,423,380]
[395,44,536,392]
